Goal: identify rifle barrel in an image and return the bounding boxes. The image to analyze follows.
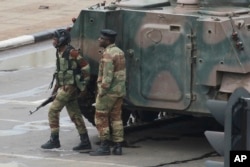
[29,96,54,115]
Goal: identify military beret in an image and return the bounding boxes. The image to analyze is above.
[100,29,117,38]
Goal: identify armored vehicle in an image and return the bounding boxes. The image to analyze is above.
[70,0,250,125]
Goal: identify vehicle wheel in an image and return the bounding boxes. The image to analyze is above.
[121,106,132,126]
[137,110,159,122]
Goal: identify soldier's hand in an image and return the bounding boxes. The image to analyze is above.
[51,93,57,100]
[98,93,105,98]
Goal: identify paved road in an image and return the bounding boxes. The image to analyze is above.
[0,42,224,167]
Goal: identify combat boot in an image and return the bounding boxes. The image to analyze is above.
[73,133,92,151]
[41,133,60,149]
[112,142,122,155]
[89,140,111,156]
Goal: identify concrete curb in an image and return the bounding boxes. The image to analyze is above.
[0,35,35,51]
[0,26,69,51]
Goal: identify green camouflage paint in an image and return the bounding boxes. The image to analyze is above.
[70,0,250,123]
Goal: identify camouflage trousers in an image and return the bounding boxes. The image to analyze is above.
[95,94,124,142]
[48,85,87,135]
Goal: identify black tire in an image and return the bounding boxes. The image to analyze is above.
[137,110,159,122]
[121,105,132,126]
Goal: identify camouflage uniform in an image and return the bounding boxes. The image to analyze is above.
[41,29,92,150]
[95,43,126,143]
[49,45,90,135]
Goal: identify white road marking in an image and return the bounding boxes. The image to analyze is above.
[0,119,26,123]
[0,99,44,105]
[0,153,136,167]
[0,162,21,167]
[0,117,95,137]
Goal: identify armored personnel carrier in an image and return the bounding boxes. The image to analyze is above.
[70,0,250,125]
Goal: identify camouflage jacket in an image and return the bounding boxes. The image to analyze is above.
[97,43,126,97]
[55,45,90,91]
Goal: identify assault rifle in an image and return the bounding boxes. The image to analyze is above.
[29,94,55,115]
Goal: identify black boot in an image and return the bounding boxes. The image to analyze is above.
[73,133,92,151]
[41,133,60,149]
[112,142,122,155]
[89,140,111,156]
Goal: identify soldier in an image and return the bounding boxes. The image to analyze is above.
[89,29,126,156]
[41,29,92,151]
